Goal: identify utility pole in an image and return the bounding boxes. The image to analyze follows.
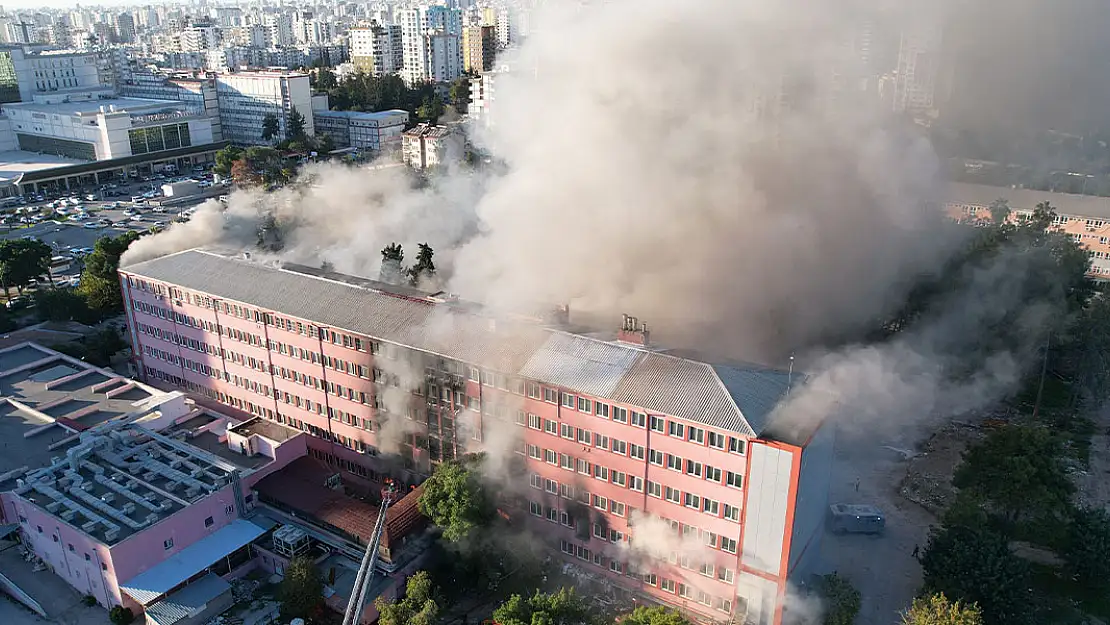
[1032,331,1051,420]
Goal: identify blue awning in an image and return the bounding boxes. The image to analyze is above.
[119,519,265,605]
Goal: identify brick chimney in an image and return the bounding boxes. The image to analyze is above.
[617,314,650,347]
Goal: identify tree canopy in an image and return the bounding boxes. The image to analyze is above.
[34,288,95,324]
[279,556,324,621]
[620,605,693,625]
[819,573,862,625]
[261,114,280,143]
[492,588,595,625]
[952,425,1074,524]
[408,243,436,287]
[78,231,139,314]
[902,593,983,625]
[213,145,243,179]
[288,107,307,140]
[417,454,495,542]
[1062,506,1110,593]
[0,238,52,295]
[320,71,439,122]
[920,525,1035,625]
[375,570,439,625]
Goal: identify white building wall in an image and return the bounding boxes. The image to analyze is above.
[741,442,793,575]
[736,572,780,625]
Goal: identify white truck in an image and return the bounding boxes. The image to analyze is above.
[161,180,201,198]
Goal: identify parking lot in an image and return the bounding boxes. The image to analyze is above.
[0,167,224,277]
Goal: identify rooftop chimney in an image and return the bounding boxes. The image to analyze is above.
[617,314,650,347]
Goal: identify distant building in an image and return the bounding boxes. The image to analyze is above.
[348,24,402,76]
[401,123,462,169]
[263,14,294,49]
[946,182,1110,279]
[397,5,462,85]
[215,71,314,145]
[461,25,495,73]
[468,70,497,127]
[314,109,409,151]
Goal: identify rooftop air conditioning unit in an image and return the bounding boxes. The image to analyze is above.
[60,509,76,521]
[121,503,136,514]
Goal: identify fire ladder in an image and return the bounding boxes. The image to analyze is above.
[340,485,397,625]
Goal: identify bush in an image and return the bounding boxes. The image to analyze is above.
[819,573,862,625]
[108,606,134,625]
[82,595,97,606]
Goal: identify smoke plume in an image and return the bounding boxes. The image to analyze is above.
[122,0,1075,450]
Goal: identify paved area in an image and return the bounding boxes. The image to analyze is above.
[819,427,935,625]
[0,542,110,625]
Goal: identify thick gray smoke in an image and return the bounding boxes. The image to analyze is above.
[121,0,1068,451]
[124,0,957,362]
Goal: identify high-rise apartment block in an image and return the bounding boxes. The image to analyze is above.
[397,5,462,85]
[348,24,403,76]
[461,25,495,73]
[119,251,833,625]
[215,71,314,145]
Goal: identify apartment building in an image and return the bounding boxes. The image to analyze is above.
[348,24,403,76]
[397,5,463,85]
[945,182,1110,278]
[401,123,462,169]
[118,249,833,625]
[215,71,314,145]
[461,25,495,73]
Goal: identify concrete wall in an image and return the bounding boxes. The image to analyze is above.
[741,442,794,576]
[737,570,780,625]
[787,423,833,581]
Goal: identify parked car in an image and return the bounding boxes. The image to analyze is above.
[826,504,886,535]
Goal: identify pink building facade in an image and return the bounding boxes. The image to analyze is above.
[119,250,832,625]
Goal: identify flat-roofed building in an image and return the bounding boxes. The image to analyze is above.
[313,109,408,151]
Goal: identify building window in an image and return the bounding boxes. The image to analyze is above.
[686,460,703,477]
[630,476,644,492]
[545,479,558,494]
[717,567,735,584]
[530,501,542,516]
[728,437,746,454]
[723,503,741,522]
[684,493,701,509]
[688,427,705,444]
[593,465,609,481]
[668,421,685,438]
[726,471,743,489]
[164,538,174,550]
[650,415,665,432]
[544,419,558,435]
[611,501,626,516]
[560,423,574,439]
[592,494,608,511]
[529,473,542,489]
[577,458,591,474]
[578,397,592,413]
[595,403,610,419]
[515,411,527,426]
[649,449,664,465]
[666,454,683,471]
[577,428,591,444]
[630,444,645,460]
[631,412,646,428]
[544,449,558,464]
[706,465,722,482]
[708,431,726,449]
[721,537,737,554]
[612,407,628,423]
[611,439,627,455]
[703,498,719,515]
[204,516,214,527]
[543,388,558,403]
[528,445,540,459]
[664,487,680,504]
[560,454,574,470]
[661,579,676,593]
[647,481,662,498]
[561,393,575,408]
[594,433,610,449]
[527,414,541,429]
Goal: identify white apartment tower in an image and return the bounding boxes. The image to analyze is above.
[398,5,462,85]
[893,23,942,113]
[263,14,295,48]
[349,24,402,76]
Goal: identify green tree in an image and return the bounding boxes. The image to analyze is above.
[416,95,445,124]
[279,556,324,621]
[492,588,594,625]
[988,198,1011,225]
[261,114,280,143]
[379,243,405,284]
[952,425,1074,525]
[407,243,436,287]
[78,232,140,314]
[315,68,338,90]
[449,77,471,114]
[902,594,983,625]
[819,573,861,625]
[108,606,134,625]
[1062,506,1110,593]
[33,288,94,323]
[257,213,284,252]
[288,107,307,140]
[621,605,693,625]
[213,145,243,179]
[417,454,494,542]
[920,525,1034,625]
[375,571,439,625]
[0,238,52,295]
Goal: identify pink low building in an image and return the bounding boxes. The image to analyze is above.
[119,249,833,625]
[0,342,307,619]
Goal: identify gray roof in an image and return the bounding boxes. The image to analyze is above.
[144,573,231,625]
[947,182,1110,220]
[123,249,795,438]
